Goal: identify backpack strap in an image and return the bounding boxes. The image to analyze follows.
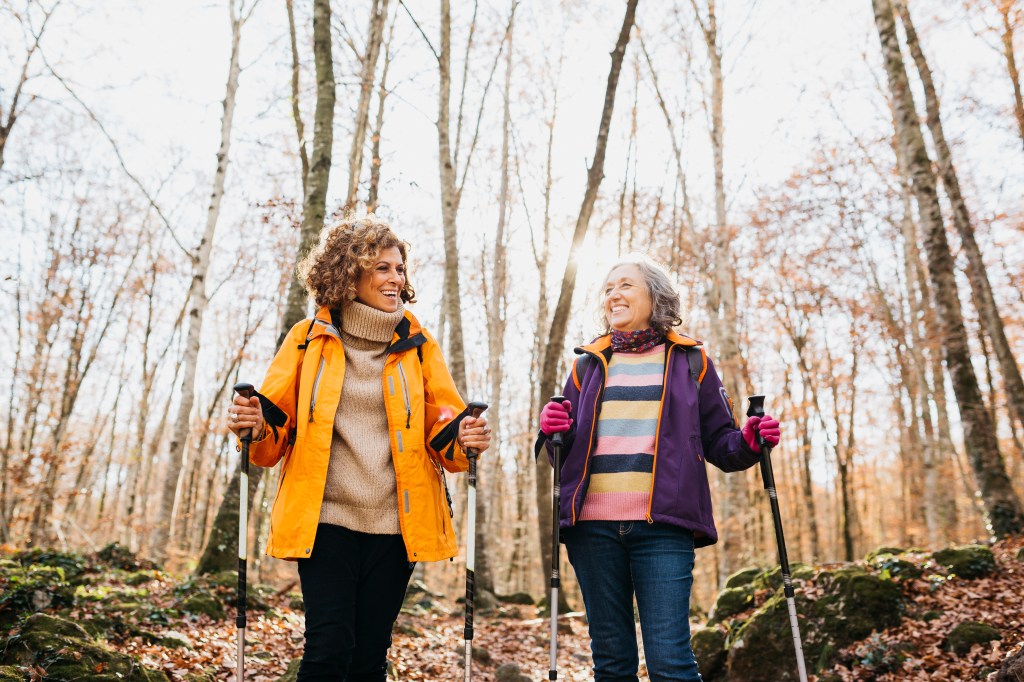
[685,345,707,392]
[571,354,592,391]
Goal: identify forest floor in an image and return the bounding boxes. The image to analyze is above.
[3,537,1023,680]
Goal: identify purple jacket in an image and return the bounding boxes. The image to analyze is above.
[541,331,761,548]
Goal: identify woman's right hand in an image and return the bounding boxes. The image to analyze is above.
[228,394,265,439]
[540,400,573,435]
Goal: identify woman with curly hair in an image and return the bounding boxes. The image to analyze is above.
[536,254,780,681]
[227,216,490,681]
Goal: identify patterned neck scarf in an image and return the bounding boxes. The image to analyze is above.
[610,327,664,353]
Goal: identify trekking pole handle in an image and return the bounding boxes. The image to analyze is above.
[234,383,255,443]
[464,402,489,458]
[745,394,769,448]
[549,395,567,447]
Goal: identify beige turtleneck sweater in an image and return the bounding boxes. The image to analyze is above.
[319,300,406,534]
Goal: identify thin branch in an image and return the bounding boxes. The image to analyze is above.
[398,0,439,62]
[41,59,190,256]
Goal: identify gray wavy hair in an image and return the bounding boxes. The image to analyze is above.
[598,253,683,334]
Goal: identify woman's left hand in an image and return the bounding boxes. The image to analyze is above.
[741,414,781,451]
[458,415,491,453]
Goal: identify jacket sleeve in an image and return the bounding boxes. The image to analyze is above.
[247,320,307,468]
[420,331,470,473]
[534,361,583,465]
[699,354,762,473]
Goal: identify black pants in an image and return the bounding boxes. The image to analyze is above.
[296,523,414,681]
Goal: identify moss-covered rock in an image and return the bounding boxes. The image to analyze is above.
[497,592,535,605]
[709,586,755,623]
[724,566,762,589]
[124,569,162,586]
[691,625,727,680]
[0,665,23,681]
[13,549,89,583]
[181,593,224,619]
[752,564,815,592]
[0,613,168,681]
[494,662,533,681]
[93,543,160,572]
[0,565,76,624]
[869,555,922,581]
[864,546,907,562]
[725,565,902,681]
[932,545,996,579]
[946,621,1001,655]
[287,591,304,610]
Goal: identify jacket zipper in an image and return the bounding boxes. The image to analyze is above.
[570,350,607,525]
[646,342,675,523]
[308,355,326,422]
[397,361,412,429]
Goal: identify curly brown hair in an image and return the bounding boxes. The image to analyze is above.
[297,216,416,309]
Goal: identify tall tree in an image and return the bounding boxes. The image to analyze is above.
[152,0,253,563]
[345,0,390,208]
[278,0,335,346]
[896,0,1024,437]
[197,0,333,575]
[536,0,639,604]
[873,0,1024,537]
[689,0,750,575]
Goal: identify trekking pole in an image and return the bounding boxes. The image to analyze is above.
[747,395,808,682]
[233,382,254,682]
[463,401,489,682]
[548,395,567,681]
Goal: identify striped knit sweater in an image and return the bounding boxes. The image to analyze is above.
[579,344,666,521]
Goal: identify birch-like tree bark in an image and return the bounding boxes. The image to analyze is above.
[689,0,750,576]
[897,0,1024,437]
[345,0,390,208]
[152,0,249,563]
[278,0,335,345]
[873,0,1024,537]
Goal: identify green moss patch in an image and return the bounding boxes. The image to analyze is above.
[946,621,1001,655]
[932,545,997,579]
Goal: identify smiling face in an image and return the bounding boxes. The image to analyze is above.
[603,263,653,332]
[355,246,406,312]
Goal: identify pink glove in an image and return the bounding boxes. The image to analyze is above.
[742,414,781,451]
[540,400,573,435]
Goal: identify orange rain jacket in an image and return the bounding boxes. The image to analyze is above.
[248,306,469,562]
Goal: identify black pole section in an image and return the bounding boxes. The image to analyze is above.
[746,395,808,682]
[463,401,488,682]
[548,395,567,681]
[233,382,254,682]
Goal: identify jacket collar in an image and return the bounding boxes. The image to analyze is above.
[312,305,427,354]
[577,329,701,356]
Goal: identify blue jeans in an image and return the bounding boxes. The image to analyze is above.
[564,521,703,682]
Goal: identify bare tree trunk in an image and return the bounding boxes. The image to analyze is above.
[345,0,390,209]
[437,0,468,396]
[873,0,1024,537]
[152,2,247,563]
[285,0,309,198]
[897,0,1024,436]
[532,56,562,603]
[997,0,1024,153]
[278,0,335,346]
[538,0,639,403]
[475,7,517,601]
[368,15,396,213]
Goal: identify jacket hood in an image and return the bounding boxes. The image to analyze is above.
[576,330,702,356]
[313,305,426,354]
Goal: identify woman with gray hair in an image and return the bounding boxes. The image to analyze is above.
[537,253,780,681]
